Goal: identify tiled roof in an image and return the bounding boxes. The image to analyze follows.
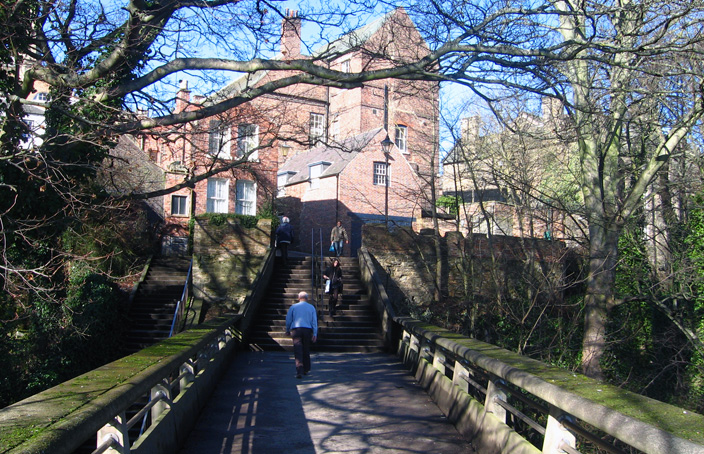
[278,127,384,185]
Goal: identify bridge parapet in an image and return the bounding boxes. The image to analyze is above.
[357,246,704,454]
[396,319,704,454]
[0,316,241,454]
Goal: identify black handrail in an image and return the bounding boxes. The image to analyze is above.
[311,228,324,309]
[169,259,193,337]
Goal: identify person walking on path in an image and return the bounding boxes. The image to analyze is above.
[330,220,349,257]
[275,216,294,265]
[323,259,343,316]
[285,291,318,378]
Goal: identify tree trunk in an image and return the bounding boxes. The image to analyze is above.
[581,223,620,379]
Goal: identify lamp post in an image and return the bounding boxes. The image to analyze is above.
[381,134,393,228]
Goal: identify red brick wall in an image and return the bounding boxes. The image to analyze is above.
[152,7,439,251]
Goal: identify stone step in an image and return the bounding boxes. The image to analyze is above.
[247,255,382,353]
[123,256,191,355]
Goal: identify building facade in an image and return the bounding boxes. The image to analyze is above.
[149,8,439,256]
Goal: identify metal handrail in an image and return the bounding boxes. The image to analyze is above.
[169,259,193,337]
[310,228,324,307]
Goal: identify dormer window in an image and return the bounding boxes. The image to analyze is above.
[34,92,49,102]
[308,161,330,189]
[277,171,296,197]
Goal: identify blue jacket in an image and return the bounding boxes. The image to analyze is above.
[286,301,318,336]
[276,222,294,243]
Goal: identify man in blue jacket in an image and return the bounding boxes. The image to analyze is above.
[285,291,318,378]
[275,216,294,265]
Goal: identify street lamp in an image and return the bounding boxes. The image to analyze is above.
[381,134,393,228]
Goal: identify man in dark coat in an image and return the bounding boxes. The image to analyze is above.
[275,216,294,265]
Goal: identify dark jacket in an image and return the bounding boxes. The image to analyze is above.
[324,265,343,289]
[276,222,294,244]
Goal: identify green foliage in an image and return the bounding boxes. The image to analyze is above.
[684,193,704,411]
[436,195,460,215]
[197,206,279,230]
[61,206,152,276]
[0,263,127,407]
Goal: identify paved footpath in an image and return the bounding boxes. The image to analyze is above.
[178,351,475,454]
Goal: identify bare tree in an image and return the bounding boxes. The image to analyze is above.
[408,0,704,378]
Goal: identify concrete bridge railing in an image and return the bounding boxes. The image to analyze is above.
[357,246,704,454]
[0,316,240,454]
[0,247,276,454]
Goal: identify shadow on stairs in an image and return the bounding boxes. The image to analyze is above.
[247,255,386,353]
[122,256,191,355]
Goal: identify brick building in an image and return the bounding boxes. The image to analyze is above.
[149,8,439,255]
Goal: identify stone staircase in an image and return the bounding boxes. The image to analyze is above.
[248,256,386,352]
[123,256,191,355]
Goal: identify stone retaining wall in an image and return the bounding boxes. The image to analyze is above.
[192,218,272,310]
[362,225,568,308]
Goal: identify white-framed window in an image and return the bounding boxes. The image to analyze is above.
[237,124,259,160]
[206,178,229,213]
[171,195,188,216]
[34,92,49,102]
[309,113,325,145]
[236,180,256,215]
[373,161,389,186]
[395,124,408,153]
[341,60,351,73]
[208,120,231,159]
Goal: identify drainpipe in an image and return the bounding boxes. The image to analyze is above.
[336,174,340,221]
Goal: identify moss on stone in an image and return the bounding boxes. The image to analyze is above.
[401,319,704,445]
[0,318,236,453]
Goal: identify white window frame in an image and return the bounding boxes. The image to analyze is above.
[341,60,351,73]
[373,161,389,186]
[237,123,259,160]
[309,163,322,189]
[395,124,408,153]
[171,195,189,216]
[208,120,231,159]
[206,178,229,213]
[309,113,325,145]
[236,180,256,215]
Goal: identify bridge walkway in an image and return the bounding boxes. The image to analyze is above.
[178,350,475,454]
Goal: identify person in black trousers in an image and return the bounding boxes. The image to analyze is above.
[285,291,318,378]
[323,259,343,316]
[275,216,294,265]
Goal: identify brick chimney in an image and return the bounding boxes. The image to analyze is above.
[175,79,190,113]
[281,9,302,58]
